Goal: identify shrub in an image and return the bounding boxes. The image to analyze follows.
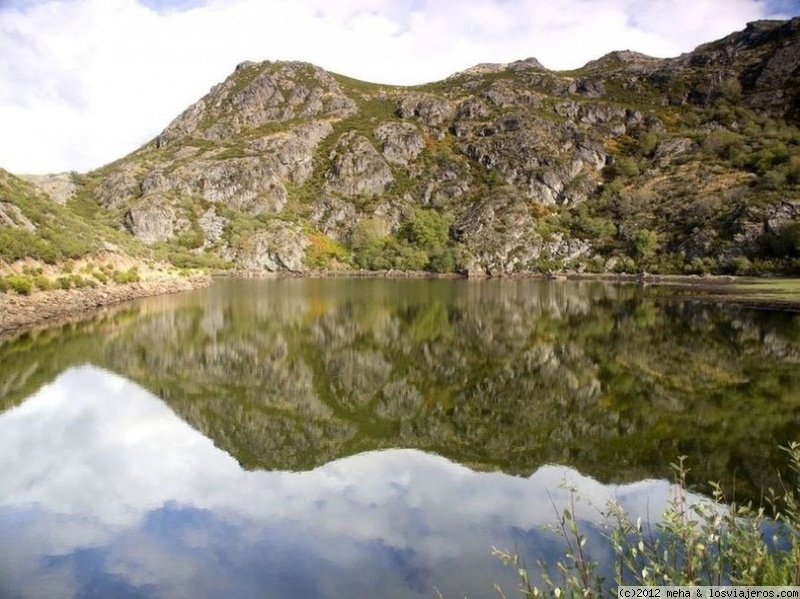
[304,232,349,269]
[628,229,658,260]
[429,247,456,273]
[6,275,32,295]
[112,267,140,284]
[32,275,53,291]
[703,130,744,160]
[399,209,452,252]
[495,445,800,597]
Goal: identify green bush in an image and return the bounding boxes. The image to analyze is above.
[702,129,744,159]
[167,250,232,270]
[72,275,95,288]
[112,267,140,284]
[32,275,53,291]
[304,232,349,269]
[604,158,640,180]
[429,247,456,273]
[6,275,32,295]
[398,209,452,252]
[627,229,658,260]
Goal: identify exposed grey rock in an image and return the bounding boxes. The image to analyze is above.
[397,94,455,127]
[509,57,547,71]
[94,166,142,208]
[310,196,358,241]
[373,201,409,233]
[225,221,310,272]
[0,201,36,231]
[374,122,425,165]
[577,142,609,171]
[124,199,176,244]
[142,158,288,215]
[324,133,394,196]
[453,190,544,275]
[575,78,606,97]
[539,233,592,262]
[766,200,799,234]
[485,83,518,108]
[79,17,800,277]
[420,160,469,207]
[453,190,593,276]
[198,207,227,246]
[456,96,491,120]
[248,122,333,183]
[156,61,356,145]
[654,137,694,166]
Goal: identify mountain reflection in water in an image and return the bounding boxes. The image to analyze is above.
[0,366,693,599]
[2,278,799,504]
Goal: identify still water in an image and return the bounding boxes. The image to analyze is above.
[1,278,799,597]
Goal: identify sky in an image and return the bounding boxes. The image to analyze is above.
[0,364,696,596]
[0,0,797,175]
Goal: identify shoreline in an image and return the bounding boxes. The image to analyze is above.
[0,274,213,336]
[0,271,797,339]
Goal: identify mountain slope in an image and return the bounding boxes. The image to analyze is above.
[26,18,800,275]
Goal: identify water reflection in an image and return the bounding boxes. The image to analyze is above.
[2,279,799,501]
[1,366,695,599]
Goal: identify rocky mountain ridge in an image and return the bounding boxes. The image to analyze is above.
[3,17,800,276]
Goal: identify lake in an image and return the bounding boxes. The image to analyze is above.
[1,278,799,597]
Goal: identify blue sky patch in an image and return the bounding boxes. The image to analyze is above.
[137,0,207,14]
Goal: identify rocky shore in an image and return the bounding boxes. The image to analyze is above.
[0,275,213,335]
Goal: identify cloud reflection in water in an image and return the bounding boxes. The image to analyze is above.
[0,365,691,598]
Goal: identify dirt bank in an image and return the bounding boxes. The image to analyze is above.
[0,275,213,335]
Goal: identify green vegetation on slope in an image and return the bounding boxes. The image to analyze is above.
[3,20,800,278]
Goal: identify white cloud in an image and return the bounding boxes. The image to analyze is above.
[0,365,707,596]
[0,0,789,174]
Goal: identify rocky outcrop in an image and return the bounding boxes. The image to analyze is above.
[310,196,358,241]
[198,207,227,246]
[247,122,333,182]
[653,137,694,167]
[142,158,288,215]
[419,160,469,207]
[156,62,356,145]
[94,165,142,208]
[374,122,425,165]
[397,94,455,127]
[124,200,177,244]
[0,202,36,231]
[324,133,394,196]
[453,190,593,275]
[224,221,310,272]
[453,190,544,275]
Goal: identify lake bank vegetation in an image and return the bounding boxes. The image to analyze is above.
[495,444,800,597]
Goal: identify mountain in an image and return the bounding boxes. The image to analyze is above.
[8,18,800,276]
